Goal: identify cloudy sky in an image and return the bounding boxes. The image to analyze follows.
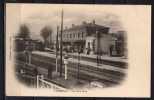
[11,4,124,40]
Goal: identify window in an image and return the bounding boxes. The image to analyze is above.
[73,34,75,38]
[82,32,84,38]
[80,33,82,38]
[93,39,96,50]
[88,42,90,49]
[70,34,72,38]
[78,33,80,38]
[67,34,69,38]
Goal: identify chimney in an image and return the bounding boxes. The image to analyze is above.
[72,24,75,27]
[92,20,95,24]
[82,21,87,25]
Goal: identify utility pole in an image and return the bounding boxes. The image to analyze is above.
[60,9,63,77]
[96,30,100,67]
[56,26,59,73]
[50,32,52,48]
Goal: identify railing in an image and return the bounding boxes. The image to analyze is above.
[36,75,67,91]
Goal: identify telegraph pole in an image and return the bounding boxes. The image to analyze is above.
[56,26,59,73]
[60,9,63,77]
[50,32,52,48]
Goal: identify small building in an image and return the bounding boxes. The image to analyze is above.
[14,36,44,52]
[109,31,127,57]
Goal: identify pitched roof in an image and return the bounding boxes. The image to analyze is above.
[63,22,109,32]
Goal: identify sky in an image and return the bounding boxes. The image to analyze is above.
[18,4,124,40]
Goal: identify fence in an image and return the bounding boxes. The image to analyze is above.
[36,75,67,91]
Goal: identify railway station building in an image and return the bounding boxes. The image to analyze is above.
[59,20,112,55]
[54,20,126,57]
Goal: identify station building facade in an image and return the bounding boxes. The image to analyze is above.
[59,20,114,55]
[53,20,127,57]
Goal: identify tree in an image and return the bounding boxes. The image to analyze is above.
[17,24,30,39]
[40,26,53,47]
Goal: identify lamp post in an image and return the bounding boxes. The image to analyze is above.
[96,29,102,68]
[96,30,99,67]
[64,54,68,80]
[77,45,81,82]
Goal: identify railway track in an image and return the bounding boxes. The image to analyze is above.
[48,51,127,69]
[15,52,126,87]
[68,62,125,82]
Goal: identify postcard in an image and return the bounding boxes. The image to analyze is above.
[5,4,151,97]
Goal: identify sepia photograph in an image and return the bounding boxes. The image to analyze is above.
[5,4,151,97]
